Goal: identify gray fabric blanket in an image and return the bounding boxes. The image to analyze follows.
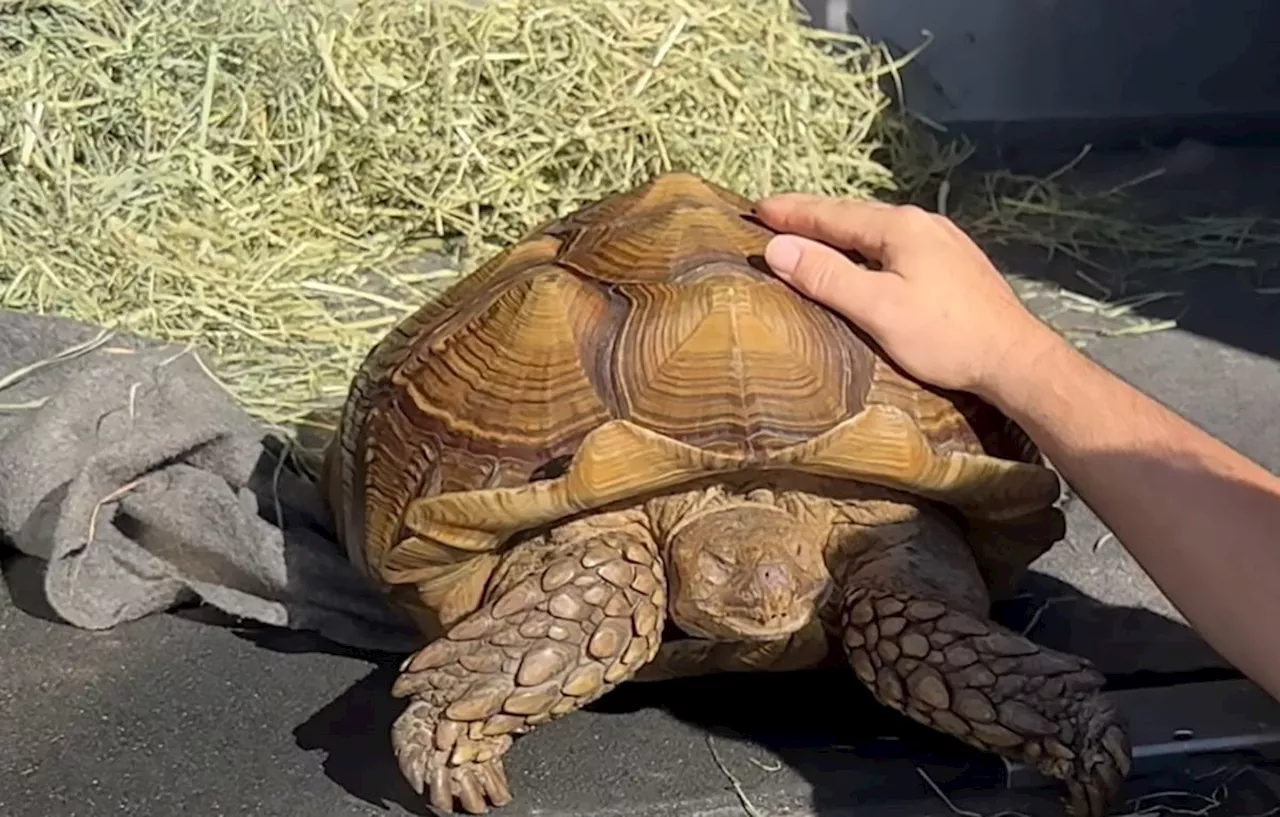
[0,308,421,653]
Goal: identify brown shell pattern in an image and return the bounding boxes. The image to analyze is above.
[328,172,1045,578]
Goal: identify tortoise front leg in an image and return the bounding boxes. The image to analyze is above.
[390,516,666,814]
[830,513,1132,817]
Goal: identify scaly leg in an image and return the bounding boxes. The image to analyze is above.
[390,515,666,814]
[832,512,1132,817]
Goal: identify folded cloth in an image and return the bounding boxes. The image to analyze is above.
[0,308,420,653]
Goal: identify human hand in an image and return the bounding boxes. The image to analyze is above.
[756,195,1064,400]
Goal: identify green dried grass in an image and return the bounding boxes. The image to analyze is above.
[0,0,937,426]
[931,144,1280,345]
[1,0,1275,429]
[958,151,1280,280]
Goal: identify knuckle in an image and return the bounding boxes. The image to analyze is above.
[933,211,969,240]
[894,204,934,226]
[932,210,960,229]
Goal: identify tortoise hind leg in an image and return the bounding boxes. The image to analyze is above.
[830,509,1131,817]
[390,513,666,814]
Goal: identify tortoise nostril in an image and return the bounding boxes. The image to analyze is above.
[758,564,790,590]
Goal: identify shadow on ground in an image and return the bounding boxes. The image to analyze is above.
[201,563,1233,817]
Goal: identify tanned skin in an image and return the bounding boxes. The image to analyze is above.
[756,194,1280,702]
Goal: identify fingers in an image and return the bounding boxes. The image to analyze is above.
[764,234,895,325]
[756,193,903,262]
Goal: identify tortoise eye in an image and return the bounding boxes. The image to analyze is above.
[529,454,573,482]
[698,552,734,585]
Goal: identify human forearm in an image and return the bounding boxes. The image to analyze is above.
[986,329,1280,697]
[756,194,1280,696]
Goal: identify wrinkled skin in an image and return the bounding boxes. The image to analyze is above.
[664,501,831,640]
[390,477,1130,817]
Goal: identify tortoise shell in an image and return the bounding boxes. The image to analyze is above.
[323,172,1061,638]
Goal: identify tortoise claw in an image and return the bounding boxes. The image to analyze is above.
[479,761,511,803]
[420,755,511,815]
[1065,718,1131,817]
[393,700,514,814]
[397,744,426,796]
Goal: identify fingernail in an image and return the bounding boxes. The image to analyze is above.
[764,235,802,280]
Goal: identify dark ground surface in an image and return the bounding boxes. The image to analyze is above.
[3,144,1280,817]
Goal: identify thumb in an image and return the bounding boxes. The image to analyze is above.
[764,234,882,318]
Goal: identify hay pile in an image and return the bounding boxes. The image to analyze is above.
[0,0,1270,429]
[1,0,941,426]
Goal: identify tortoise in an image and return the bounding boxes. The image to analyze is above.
[322,171,1131,817]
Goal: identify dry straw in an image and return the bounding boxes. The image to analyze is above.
[1,0,1273,428]
[0,0,927,425]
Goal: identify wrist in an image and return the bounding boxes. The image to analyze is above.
[973,318,1075,413]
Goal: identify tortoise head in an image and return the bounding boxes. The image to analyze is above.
[664,503,831,641]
